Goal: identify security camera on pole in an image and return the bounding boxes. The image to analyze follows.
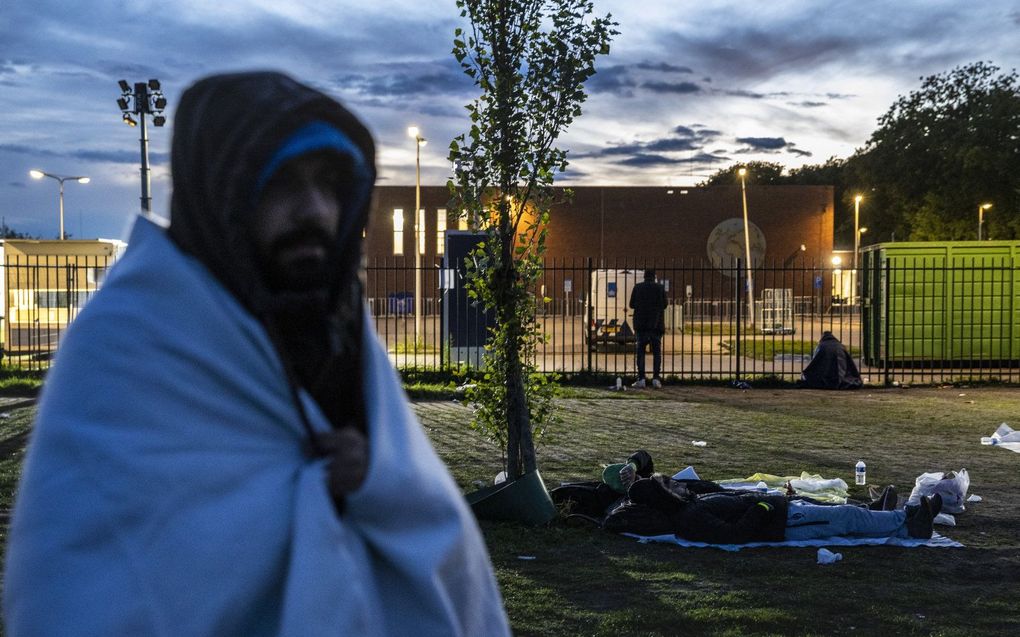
[117,79,168,213]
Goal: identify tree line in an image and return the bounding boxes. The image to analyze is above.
[701,62,1020,246]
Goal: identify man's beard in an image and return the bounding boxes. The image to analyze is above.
[264,228,333,293]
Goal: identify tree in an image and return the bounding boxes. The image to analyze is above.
[449,0,616,480]
[699,161,787,186]
[849,61,1020,241]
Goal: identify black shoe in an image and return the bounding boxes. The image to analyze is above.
[929,493,943,518]
[868,485,898,511]
[906,495,934,539]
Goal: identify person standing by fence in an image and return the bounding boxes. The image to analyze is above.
[630,268,668,388]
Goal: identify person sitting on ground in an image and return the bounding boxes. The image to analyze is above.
[799,330,863,389]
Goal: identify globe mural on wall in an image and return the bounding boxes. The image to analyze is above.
[707,218,767,275]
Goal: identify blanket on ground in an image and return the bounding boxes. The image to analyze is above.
[3,216,509,637]
[718,472,850,504]
[628,532,963,552]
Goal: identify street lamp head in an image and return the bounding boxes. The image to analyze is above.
[980,203,992,210]
[29,169,45,179]
[123,113,137,127]
[118,79,131,93]
[148,79,161,91]
[407,126,420,138]
[737,168,747,177]
[77,177,91,184]
[859,227,868,235]
[831,256,842,266]
[417,138,427,147]
[855,194,863,203]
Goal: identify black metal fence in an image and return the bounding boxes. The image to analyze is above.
[5,255,1018,385]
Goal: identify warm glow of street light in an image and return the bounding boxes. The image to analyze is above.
[77,177,90,184]
[29,170,44,179]
[407,126,419,138]
[832,256,842,266]
[859,227,868,235]
[737,168,746,176]
[855,194,863,204]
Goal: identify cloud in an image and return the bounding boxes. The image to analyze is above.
[587,61,701,97]
[617,153,679,167]
[733,136,812,157]
[642,80,702,94]
[634,61,693,74]
[9,181,26,188]
[790,100,827,108]
[0,143,168,164]
[333,60,473,99]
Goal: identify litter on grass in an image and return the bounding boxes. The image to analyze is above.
[817,548,842,564]
[981,423,1020,452]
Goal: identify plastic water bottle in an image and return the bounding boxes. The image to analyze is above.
[855,460,867,486]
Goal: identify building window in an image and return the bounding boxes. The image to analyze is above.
[418,208,426,256]
[458,210,469,231]
[436,209,447,255]
[392,208,404,255]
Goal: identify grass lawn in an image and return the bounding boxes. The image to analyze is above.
[419,385,1020,637]
[1,386,1018,636]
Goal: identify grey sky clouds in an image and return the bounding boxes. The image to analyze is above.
[1,0,1017,238]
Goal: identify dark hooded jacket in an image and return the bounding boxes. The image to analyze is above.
[604,475,788,543]
[167,72,376,434]
[630,276,668,334]
[799,331,863,390]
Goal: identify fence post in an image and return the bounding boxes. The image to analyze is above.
[735,258,742,382]
[585,257,593,373]
[883,257,891,387]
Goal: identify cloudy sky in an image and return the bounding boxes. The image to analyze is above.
[1,0,1018,240]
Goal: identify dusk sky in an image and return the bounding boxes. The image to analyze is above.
[1,0,1018,240]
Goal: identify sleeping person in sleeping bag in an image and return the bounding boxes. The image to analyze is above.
[3,71,509,637]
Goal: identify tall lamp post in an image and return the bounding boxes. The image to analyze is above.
[407,126,427,343]
[853,194,863,305]
[978,203,992,240]
[738,168,754,327]
[29,170,90,240]
[117,79,168,213]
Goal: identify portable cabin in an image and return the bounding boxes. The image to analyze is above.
[861,241,1020,366]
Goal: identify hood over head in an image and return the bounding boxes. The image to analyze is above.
[168,71,376,315]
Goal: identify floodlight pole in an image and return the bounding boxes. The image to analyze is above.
[136,83,152,213]
[119,79,167,213]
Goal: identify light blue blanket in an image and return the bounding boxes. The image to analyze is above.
[629,532,963,552]
[4,216,509,636]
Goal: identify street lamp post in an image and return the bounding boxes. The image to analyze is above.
[407,126,427,344]
[853,194,863,304]
[118,79,168,213]
[738,168,754,327]
[29,170,90,239]
[978,203,992,240]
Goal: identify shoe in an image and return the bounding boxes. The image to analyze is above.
[652,378,662,389]
[632,379,646,389]
[929,492,943,517]
[868,485,898,511]
[906,495,935,539]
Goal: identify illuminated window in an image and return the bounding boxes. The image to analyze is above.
[459,209,469,231]
[436,209,447,255]
[392,208,404,255]
[418,208,426,255]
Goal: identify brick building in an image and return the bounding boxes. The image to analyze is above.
[366,184,834,266]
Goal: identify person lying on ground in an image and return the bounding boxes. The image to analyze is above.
[605,473,941,543]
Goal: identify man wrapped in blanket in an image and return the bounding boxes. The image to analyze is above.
[4,72,510,637]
